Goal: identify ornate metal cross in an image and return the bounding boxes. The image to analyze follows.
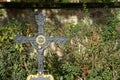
[14,12,66,80]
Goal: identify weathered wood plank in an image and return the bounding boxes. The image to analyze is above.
[0,2,120,9]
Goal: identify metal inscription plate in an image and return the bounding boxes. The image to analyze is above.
[30,77,50,80]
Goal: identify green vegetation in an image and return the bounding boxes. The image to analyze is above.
[0,8,120,80]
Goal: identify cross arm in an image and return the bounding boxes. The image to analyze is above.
[35,12,46,35]
[47,36,67,45]
[14,35,36,44]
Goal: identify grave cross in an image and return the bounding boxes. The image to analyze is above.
[14,12,66,80]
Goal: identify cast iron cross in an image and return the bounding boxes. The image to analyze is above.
[14,12,66,80]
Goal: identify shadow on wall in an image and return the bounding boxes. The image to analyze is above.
[1,8,114,27]
[42,8,113,26]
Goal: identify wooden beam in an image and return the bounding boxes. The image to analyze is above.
[0,2,120,9]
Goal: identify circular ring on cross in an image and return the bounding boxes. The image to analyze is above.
[36,35,46,45]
